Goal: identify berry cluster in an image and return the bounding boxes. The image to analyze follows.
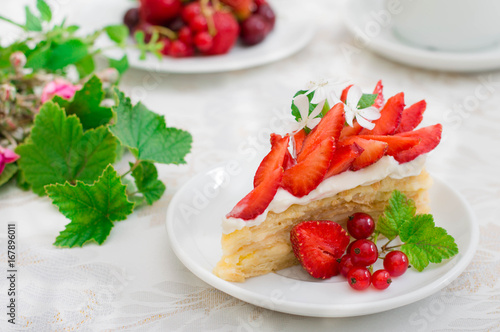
[123,0,276,58]
[341,213,409,291]
[290,213,410,292]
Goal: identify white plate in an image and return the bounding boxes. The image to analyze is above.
[343,0,500,72]
[166,164,479,317]
[94,0,315,73]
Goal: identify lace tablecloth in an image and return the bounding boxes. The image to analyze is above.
[1,0,500,331]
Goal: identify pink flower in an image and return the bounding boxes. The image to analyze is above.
[0,146,19,175]
[41,79,81,104]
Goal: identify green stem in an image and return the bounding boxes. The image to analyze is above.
[121,159,141,178]
[321,100,330,117]
[384,244,402,251]
[0,15,26,29]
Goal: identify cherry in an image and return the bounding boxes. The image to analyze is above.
[347,212,375,239]
[194,31,214,52]
[139,0,182,25]
[339,254,355,278]
[349,239,378,266]
[182,2,202,23]
[240,15,269,46]
[166,16,185,32]
[190,15,208,33]
[255,3,275,31]
[347,267,371,291]
[383,251,409,277]
[178,26,193,45]
[372,269,392,290]
[123,8,141,32]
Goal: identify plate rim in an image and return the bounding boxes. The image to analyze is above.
[342,0,500,72]
[166,166,480,317]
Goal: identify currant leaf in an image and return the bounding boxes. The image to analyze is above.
[110,88,192,165]
[46,165,134,247]
[376,190,416,240]
[16,102,117,195]
[130,161,166,205]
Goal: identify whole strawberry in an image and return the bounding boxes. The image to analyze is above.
[204,11,240,55]
[290,221,350,279]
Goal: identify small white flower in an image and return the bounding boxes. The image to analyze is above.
[293,94,325,133]
[344,85,381,130]
[305,77,349,106]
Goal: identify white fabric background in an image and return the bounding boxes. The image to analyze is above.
[1,0,500,331]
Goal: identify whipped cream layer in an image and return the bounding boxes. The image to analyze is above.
[222,155,427,234]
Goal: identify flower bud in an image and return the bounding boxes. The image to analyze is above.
[10,51,27,69]
[0,84,16,102]
[97,68,120,85]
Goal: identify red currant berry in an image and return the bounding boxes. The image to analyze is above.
[182,2,202,23]
[339,254,355,278]
[347,212,375,239]
[168,40,193,57]
[160,38,172,55]
[347,267,371,291]
[383,251,409,277]
[349,239,378,266]
[178,26,193,45]
[372,269,392,290]
[194,31,214,52]
[190,14,208,32]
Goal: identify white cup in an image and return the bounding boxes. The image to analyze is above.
[390,0,500,52]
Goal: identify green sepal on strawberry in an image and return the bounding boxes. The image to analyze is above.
[290,220,350,279]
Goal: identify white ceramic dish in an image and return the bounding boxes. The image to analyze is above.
[90,0,315,73]
[166,164,479,317]
[342,0,500,72]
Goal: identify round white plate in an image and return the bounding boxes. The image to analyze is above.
[92,0,315,73]
[166,164,479,317]
[343,0,500,72]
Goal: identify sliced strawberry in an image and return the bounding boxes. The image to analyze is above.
[356,135,421,156]
[359,92,405,136]
[395,100,426,134]
[293,129,306,157]
[297,103,344,162]
[340,84,353,103]
[254,134,289,188]
[373,80,384,109]
[282,138,335,197]
[342,137,388,171]
[325,143,363,178]
[394,124,442,163]
[339,120,363,139]
[290,220,350,279]
[227,168,282,220]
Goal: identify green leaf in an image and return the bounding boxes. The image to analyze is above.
[131,161,166,205]
[105,25,129,46]
[108,55,129,75]
[36,0,52,22]
[376,190,416,240]
[16,102,117,195]
[75,55,96,79]
[400,214,459,271]
[25,6,42,32]
[110,88,192,164]
[52,76,113,130]
[25,41,51,70]
[45,39,88,71]
[0,163,18,187]
[357,93,377,109]
[16,169,30,191]
[46,165,134,247]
